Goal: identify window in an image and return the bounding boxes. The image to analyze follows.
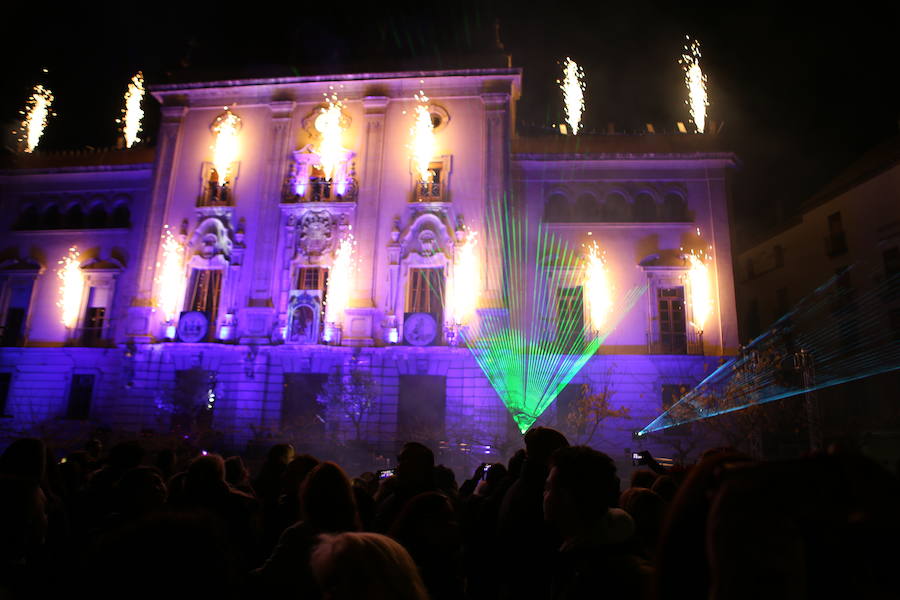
[1,280,34,346]
[296,267,328,296]
[81,286,110,345]
[883,247,900,277]
[556,287,585,346]
[657,287,687,354]
[398,375,446,440]
[634,193,656,222]
[0,373,11,417]
[66,374,95,420]
[282,373,327,431]
[826,212,848,256]
[184,269,223,340]
[745,298,761,341]
[415,162,444,201]
[407,268,444,320]
[775,287,790,320]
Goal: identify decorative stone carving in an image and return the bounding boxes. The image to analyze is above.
[188,216,233,267]
[400,211,455,262]
[297,210,334,260]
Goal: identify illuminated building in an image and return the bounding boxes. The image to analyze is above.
[0,67,738,465]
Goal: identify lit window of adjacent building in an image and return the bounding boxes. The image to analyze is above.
[826,212,848,256]
[883,246,900,277]
[775,287,790,320]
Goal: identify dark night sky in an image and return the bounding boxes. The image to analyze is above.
[2,1,898,247]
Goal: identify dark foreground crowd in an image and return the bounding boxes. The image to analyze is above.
[0,428,898,600]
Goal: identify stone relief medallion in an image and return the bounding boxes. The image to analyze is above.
[298,210,334,258]
[417,229,438,257]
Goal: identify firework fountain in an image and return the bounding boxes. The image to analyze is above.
[57,247,84,329]
[119,72,145,148]
[558,58,585,135]
[680,37,709,133]
[19,84,54,153]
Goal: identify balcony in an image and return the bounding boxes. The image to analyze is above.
[198,182,233,207]
[414,179,444,202]
[647,329,704,355]
[282,177,358,204]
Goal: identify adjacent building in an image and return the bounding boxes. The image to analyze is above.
[736,135,900,460]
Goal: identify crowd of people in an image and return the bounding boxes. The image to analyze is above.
[0,427,897,599]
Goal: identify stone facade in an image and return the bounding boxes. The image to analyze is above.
[0,67,738,468]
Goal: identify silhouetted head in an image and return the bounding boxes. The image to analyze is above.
[185,453,226,493]
[630,468,657,489]
[507,448,527,479]
[544,445,619,526]
[397,442,434,484]
[266,443,295,465]
[524,427,569,466]
[108,441,145,471]
[116,467,167,516]
[301,461,360,533]
[284,454,320,495]
[0,438,46,484]
[311,532,429,600]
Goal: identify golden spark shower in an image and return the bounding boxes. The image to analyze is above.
[157,226,186,322]
[411,92,436,182]
[584,241,612,331]
[680,37,708,133]
[687,250,712,333]
[558,58,585,135]
[211,109,241,185]
[324,231,356,329]
[20,84,54,153]
[449,229,479,326]
[120,72,145,148]
[316,92,345,181]
[57,247,84,329]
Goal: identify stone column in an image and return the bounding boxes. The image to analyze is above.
[240,101,294,343]
[481,92,511,304]
[127,104,187,341]
[356,96,389,305]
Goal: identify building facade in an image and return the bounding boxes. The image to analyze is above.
[735,136,900,461]
[0,67,738,466]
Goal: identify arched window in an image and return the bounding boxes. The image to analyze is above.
[64,204,84,229]
[111,204,130,228]
[662,193,688,221]
[87,204,107,228]
[634,193,657,222]
[544,193,571,222]
[17,205,39,230]
[604,192,631,222]
[575,194,601,221]
[43,205,61,229]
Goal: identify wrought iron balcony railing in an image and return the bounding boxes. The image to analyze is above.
[282,177,358,203]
